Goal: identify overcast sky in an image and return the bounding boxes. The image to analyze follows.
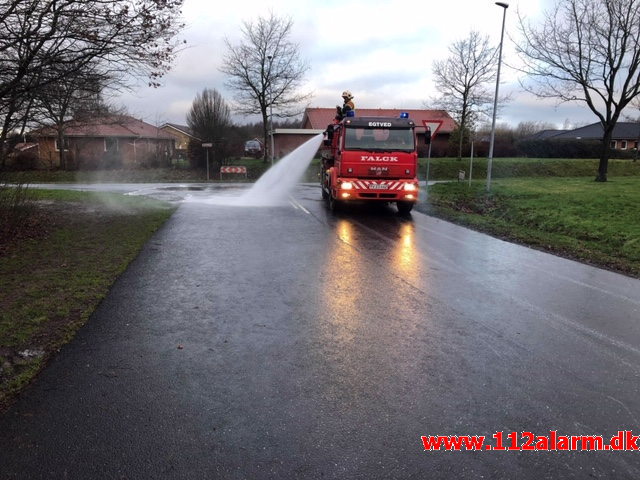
[115,0,605,129]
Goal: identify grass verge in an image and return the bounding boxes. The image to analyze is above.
[415,177,640,277]
[0,190,176,411]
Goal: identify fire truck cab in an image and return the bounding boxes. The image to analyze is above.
[321,114,426,214]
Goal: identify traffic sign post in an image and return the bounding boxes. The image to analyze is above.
[422,121,443,201]
[202,143,213,181]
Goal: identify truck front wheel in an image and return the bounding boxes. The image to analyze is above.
[329,194,340,212]
[397,201,413,215]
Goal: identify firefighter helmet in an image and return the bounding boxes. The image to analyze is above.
[342,90,353,100]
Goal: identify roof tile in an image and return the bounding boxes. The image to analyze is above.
[34,116,175,140]
[302,108,456,132]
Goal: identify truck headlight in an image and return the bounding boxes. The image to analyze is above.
[404,183,417,192]
[341,181,353,190]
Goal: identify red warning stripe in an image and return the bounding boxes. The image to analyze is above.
[220,166,247,173]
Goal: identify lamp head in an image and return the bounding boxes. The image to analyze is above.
[495,2,509,8]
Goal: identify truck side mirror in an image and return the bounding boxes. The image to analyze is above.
[425,128,432,145]
[324,125,334,146]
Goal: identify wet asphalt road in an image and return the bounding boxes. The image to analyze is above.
[1,183,640,479]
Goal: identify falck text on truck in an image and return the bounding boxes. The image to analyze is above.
[361,156,399,162]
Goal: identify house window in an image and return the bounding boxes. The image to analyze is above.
[54,138,69,151]
[621,140,628,150]
[105,138,118,152]
[610,140,617,149]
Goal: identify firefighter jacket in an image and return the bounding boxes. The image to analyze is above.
[342,99,355,115]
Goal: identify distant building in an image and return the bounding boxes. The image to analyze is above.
[27,116,176,169]
[272,128,323,159]
[160,123,200,150]
[549,122,640,150]
[302,108,455,157]
[269,108,456,160]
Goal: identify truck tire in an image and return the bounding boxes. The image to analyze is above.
[321,184,329,199]
[397,201,413,215]
[329,194,340,212]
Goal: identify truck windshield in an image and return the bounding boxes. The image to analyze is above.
[344,127,414,152]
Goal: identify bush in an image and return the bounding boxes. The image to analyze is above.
[139,151,171,169]
[517,139,602,158]
[11,151,38,170]
[0,180,35,243]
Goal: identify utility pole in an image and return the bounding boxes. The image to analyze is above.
[202,142,213,180]
[486,2,509,192]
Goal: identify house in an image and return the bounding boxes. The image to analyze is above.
[272,128,324,159]
[294,108,455,158]
[548,122,640,150]
[30,116,176,169]
[160,123,200,151]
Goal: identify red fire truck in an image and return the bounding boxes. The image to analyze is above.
[321,114,428,214]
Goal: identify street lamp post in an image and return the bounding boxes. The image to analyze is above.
[486,1,509,192]
[267,55,275,166]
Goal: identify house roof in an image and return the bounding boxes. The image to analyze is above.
[34,116,176,140]
[302,108,456,133]
[14,142,38,151]
[527,129,569,140]
[161,123,200,140]
[552,122,640,140]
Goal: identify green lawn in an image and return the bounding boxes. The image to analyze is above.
[417,177,640,277]
[0,190,176,410]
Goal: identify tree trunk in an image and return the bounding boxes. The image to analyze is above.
[0,130,8,170]
[262,110,269,163]
[596,127,614,182]
[596,156,608,182]
[57,128,66,170]
[0,103,17,170]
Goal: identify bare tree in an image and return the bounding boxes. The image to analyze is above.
[431,31,498,160]
[187,88,232,169]
[0,0,185,168]
[220,13,311,162]
[515,120,558,139]
[516,0,640,181]
[32,63,111,169]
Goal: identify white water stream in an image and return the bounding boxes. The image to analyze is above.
[185,134,323,207]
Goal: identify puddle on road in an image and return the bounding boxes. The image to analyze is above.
[184,134,323,207]
[160,186,206,191]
